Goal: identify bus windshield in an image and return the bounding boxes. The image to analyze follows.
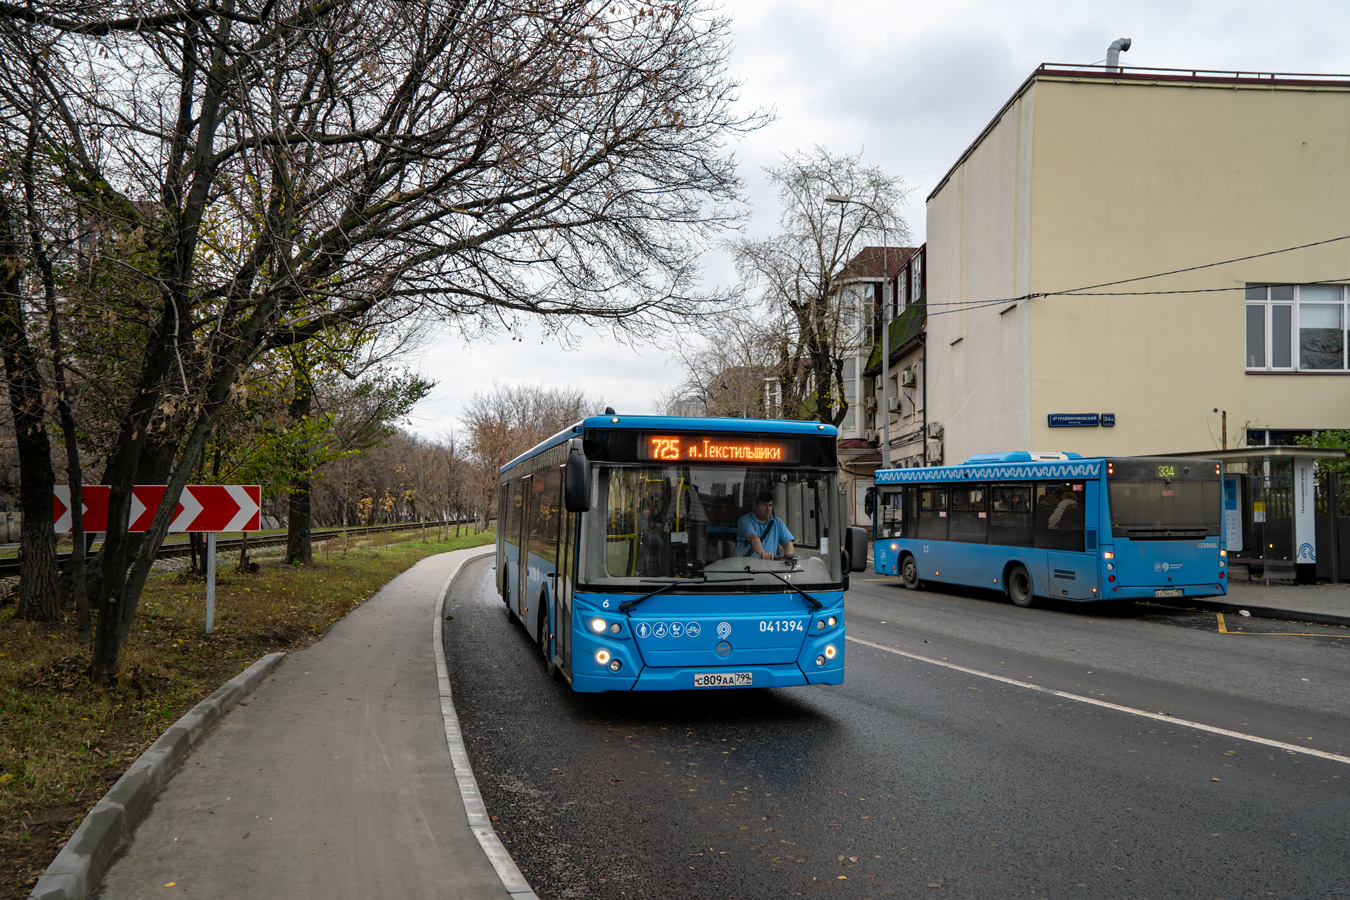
[579,464,842,590]
[1107,458,1222,538]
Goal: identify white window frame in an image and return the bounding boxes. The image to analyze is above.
[1245,284,1348,373]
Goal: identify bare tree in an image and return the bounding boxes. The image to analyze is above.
[729,147,910,425]
[659,313,785,417]
[0,0,759,680]
[462,383,597,523]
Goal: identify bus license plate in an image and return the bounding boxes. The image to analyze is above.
[1154,588,1183,598]
[694,672,752,688]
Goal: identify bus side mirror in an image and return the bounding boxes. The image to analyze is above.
[564,450,590,512]
[846,526,868,572]
[863,487,875,518]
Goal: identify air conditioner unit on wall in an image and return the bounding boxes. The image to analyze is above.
[901,369,916,387]
[925,440,943,463]
[888,397,901,413]
[926,421,943,439]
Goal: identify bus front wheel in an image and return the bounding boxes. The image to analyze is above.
[1007,564,1035,608]
[900,554,921,590]
[538,603,559,680]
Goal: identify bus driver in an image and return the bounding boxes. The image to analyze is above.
[737,492,796,560]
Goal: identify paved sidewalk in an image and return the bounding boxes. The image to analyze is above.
[93,546,510,900]
[1164,578,1350,628]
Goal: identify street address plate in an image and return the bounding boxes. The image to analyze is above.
[694,672,752,688]
[1154,588,1184,598]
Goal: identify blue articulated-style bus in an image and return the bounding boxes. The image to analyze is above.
[496,415,868,692]
[866,451,1228,607]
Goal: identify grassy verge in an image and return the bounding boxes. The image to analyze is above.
[0,525,495,900]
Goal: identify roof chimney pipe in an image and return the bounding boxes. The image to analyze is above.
[1106,37,1132,72]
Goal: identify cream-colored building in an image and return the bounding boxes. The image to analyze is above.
[926,64,1350,463]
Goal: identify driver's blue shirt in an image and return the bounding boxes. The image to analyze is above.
[736,512,795,557]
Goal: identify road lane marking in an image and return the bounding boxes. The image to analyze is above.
[1216,612,1342,637]
[846,635,1350,766]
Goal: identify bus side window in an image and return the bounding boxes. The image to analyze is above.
[990,484,1033,547]
[917,487,948,540]
[950,485,987,543]
[1036,481,1085,551]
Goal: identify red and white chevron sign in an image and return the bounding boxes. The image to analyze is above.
[53,485,261,533]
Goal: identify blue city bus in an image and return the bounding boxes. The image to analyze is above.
[866,451,1227,607]
[496,415,867,692]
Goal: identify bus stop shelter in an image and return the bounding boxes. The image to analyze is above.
[1172,447,1349,584]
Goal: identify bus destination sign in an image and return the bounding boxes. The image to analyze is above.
[639,434,800,464]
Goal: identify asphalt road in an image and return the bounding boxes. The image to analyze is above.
[444,558,1350,900]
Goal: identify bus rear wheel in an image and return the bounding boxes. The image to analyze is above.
[1007,564,1035,608]
[900,554,921,590]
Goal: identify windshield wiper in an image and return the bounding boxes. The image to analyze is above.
[619,575,755,613]
[752,567,824,610]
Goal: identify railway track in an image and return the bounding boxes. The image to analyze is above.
[0,521,478,577]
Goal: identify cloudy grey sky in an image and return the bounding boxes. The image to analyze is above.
[403,0,1350,439]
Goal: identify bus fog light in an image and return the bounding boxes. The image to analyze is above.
[595,649,612,666]
[828,616,837,627]
[815,654,826,667]
[590,618,607,633]
[824,644,837,660]
[610,622,622,633]
[608,659,623,672]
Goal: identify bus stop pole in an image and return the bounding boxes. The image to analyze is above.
[205,532,216,634]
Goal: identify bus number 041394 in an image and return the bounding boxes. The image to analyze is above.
[760,620,805,633]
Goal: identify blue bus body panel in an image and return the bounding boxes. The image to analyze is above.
[567,591,845,693]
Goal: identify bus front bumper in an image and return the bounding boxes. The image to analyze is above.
[570,661,844,693]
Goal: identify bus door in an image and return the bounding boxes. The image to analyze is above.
[554,466,574,675]
[517,473,533,621]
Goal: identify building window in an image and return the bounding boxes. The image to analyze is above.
[1245,284,1348,372]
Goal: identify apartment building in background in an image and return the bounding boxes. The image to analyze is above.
[924,63,1350,463]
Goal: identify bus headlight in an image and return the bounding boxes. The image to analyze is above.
[591,618,607,633]
[816,620,825,631]
[824,644,837,660]
[595,649,612,666]
[610,622,621,634]
[828,616,837,627]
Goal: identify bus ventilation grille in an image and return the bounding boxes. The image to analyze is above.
[1085,529,1098,551]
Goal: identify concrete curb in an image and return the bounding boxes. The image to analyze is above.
[1147,596,1350,629]
[27,652,286,900]
[433,549,539,900]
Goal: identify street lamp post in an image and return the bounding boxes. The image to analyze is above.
[825,193,890,469]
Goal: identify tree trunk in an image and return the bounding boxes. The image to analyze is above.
[285,379,313,565]
[0,196,58,621]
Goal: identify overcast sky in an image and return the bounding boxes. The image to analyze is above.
[402,0,1350,440]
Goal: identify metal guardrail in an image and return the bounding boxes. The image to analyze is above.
[0,521,477,577]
